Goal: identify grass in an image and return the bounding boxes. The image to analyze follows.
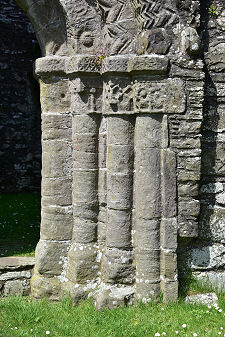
[0,293,224,337]
[0,193,40,257]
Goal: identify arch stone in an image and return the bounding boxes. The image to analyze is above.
[15,0,68,55]
[13,0,214,308]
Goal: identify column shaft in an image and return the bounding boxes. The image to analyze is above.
[134,114,162,302]
[102,116,135,285]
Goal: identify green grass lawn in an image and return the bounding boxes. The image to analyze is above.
[0,294,224,337]
[0,193,40,257]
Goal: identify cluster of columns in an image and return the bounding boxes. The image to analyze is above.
[33,55,178,305]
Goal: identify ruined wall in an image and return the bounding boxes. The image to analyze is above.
[0,0,41,192]
[179,0,225,290]
[9,0,225,307]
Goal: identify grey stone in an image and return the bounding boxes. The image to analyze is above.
[161,149,177,218]
[0,257,35,271]
[135,148,161,219]
[107,174,133,210]
[11,0,225,308]
[3,279,30,296]
[36,240,70,276]
[200,183,224,194]
[185,293,218,305]
[134,219,160,249]
[102,248,135,284]
[106,209,132,248]
[160,218,178,251]
[199,205,225,244]
[66,243,99,283]
[193,271,225,291]
[135,115,162,149]
[191,244,225,270]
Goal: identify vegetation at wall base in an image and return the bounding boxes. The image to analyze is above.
[0,293,224,337]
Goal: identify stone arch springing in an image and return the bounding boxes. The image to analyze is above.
[15,0,68,56]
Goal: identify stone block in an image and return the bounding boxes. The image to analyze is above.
[193,271,225,291]
[170,137,201,149]
[160,250,177,280]
[106,209,132,248]
[134,219,160,249]
[73,170,98,204]
[178,182,199,197]
[102,248,135,284]
[205,42,225,72]
[191,244,225,270]
[72,134,98,153]
[107,174,133,210]
[135,149,161,219]
[179,200,200,218]
[31,273,61,300]
[0,270,32,281]
[185,293,218,305]
[73,203,98,221]
[73,218,97,243]
[104,76,133,114]
[133,78,186,114]
[199,205,225,244]
[178,170,201,182]
[73,151,97,169]
[42,140,72,178]
[177,156,201,172]
[170,65,204,79]
[161,149,177,218]
[107,116,134,145]
[42,113,72,140]
[131,55,169,73]
[3,279,30,296]
[94,286,134,311]
[66,243,98,283]
[160,280,178,303]
[135,115,162,149]
[66,56,101,74]
[41,205,73,240]
[0,257,35,271]
[35,56,67,76]
[36,239,70,276]
[136,282,160,303]
[102,56,130,73]
[98,170,107,205]
[98,134,107,168]
[135,249,160,282]
[72,114,99,134]
[201,142,225,177]
[40,78,70,113]
[160,218,177,250]
[200,182,224,194]
[107,145,134,174]
[42,177,72,206]
[178,218,198,238]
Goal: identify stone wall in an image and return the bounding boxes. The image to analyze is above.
[0,0,41,192]
[0,257,34,296]
[3,0,224,307]
[178,0,225,291]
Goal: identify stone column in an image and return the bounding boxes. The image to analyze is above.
[98,116,107,251]
[31,56,73,300]
[102,116,135,285]
[65,59,103,299]
[160,138,178,303]
[134,114,162,302]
